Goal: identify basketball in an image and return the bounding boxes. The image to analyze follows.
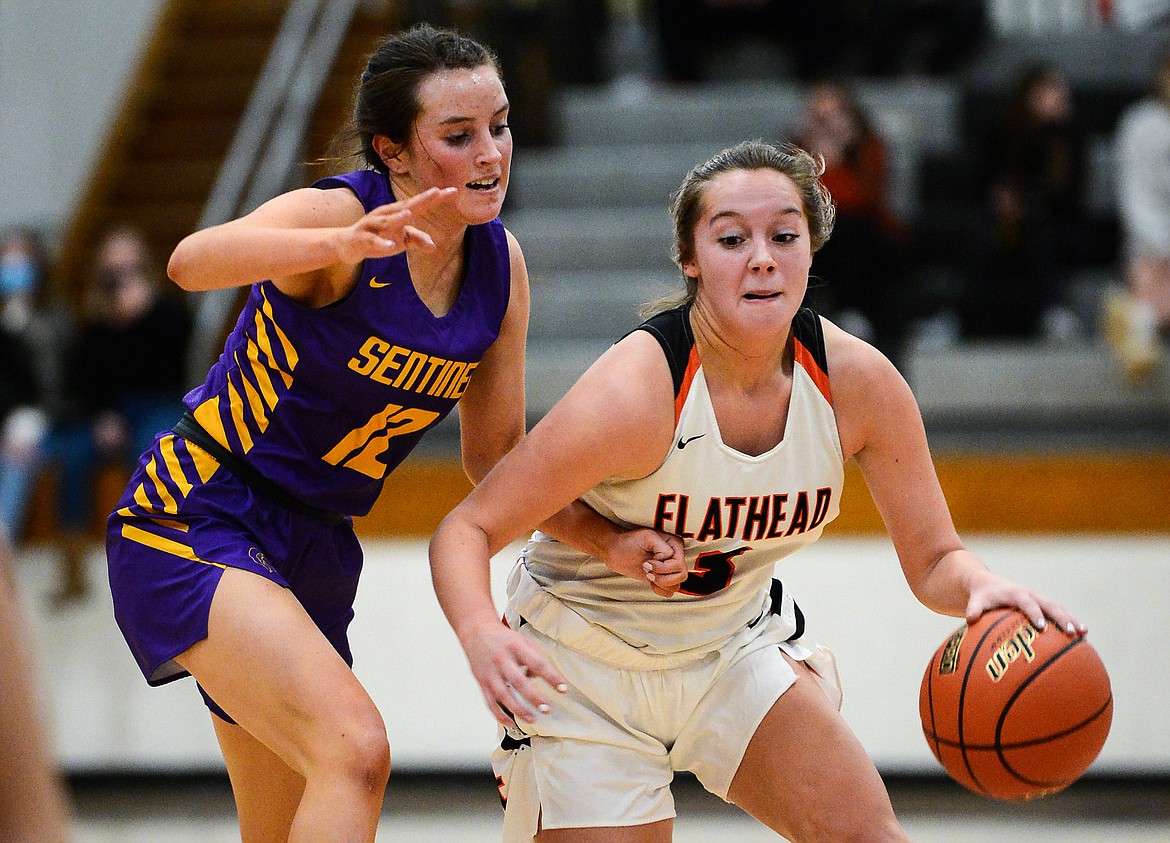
[919,608,1112,800]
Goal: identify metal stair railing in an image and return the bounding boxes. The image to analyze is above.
[187,0,363,386]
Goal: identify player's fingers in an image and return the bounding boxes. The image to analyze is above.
[650,582,679,598]
[402,185,458,211]
[644,557,687,578]
[502,674,553,723]
[521,653,569,700]
[648,566,688,587]
[649,532,685,561]
[1038,598,1087,636]
[1010,592,1052,631]
[363,205,412,228]
[403,225,436,250]
[497,650,567,718]
[478,684,520,729]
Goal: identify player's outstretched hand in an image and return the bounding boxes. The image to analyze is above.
[337,186,457,264]
[463,622,569,728]
[964,570,1087,637]
[602,528,687,597]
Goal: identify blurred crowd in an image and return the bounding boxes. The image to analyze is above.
[0,223,192,608]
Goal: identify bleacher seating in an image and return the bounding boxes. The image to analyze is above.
[502,29,1170,447]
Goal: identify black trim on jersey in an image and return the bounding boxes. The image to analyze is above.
[632,305,827,398]
[631,305,694,397]
[770,578,807,642]
[500,731,531,751]
[791,307,829,374]
[173,412,347,525]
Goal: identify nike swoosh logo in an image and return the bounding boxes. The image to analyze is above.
[369,276,390,288]
[677,434,705,449]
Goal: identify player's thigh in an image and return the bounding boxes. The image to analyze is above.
[727,654,907,842]
[176,566,385,774]
[214,716,305,841]
[537,818,672,843]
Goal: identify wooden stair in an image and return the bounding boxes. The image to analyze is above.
[55,0,404,305]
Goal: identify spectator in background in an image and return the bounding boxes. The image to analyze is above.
[790,79,914,368]
[0,226,69,548]
[962,64,1091,340]
[46,225,192,604]
[1106,47,1170,383]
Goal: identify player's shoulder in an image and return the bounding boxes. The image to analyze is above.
[267,184,366,227]
[820,314,916,421]
[819,315,902,389]
[502,226,524,260]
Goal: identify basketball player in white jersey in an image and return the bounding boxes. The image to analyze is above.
[429,140,1085,842]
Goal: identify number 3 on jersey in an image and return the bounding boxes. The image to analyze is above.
[323,402,440,479]
[679,546,748,596]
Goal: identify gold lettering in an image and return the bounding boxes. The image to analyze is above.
[348,337,390,376]
[392,350,431,390]
[985,622,1039,682]
[429,360,465,397]
[370,345,410,385]
[445,361,478,399]
[938,626,967,675]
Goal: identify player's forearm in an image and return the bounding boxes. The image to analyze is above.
[429,515,504,647]
[168,222,344,291]
[907,548,989,618]
[538,500,623,562]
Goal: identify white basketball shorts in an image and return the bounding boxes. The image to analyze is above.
[491,616,841,841]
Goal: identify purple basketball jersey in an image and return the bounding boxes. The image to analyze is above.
[181,169,511,516]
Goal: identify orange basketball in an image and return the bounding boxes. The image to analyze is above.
[919,608,1112,800]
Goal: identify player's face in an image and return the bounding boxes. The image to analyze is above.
[394,66,512,225]
[682,168,812,329]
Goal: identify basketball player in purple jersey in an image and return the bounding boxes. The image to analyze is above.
[106,24,681,842]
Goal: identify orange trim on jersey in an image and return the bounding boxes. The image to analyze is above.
[675,346,701,424]
[794,338,831,405]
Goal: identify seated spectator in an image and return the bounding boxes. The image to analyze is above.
[45,225,193,604]
[1106,46,1170,383]
[789,79,916,367]
[961,64,1092,341]
[0,226,69,548]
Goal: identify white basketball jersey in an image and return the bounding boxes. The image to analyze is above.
[509,307,844,666]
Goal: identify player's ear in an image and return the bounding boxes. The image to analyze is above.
[372,134,407,174]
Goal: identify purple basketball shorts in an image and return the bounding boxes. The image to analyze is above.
[106,432,362,723]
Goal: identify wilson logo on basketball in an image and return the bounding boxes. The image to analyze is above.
[985,622,1039,682]
[938,627,966,675]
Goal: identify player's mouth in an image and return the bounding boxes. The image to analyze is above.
[743,291,781,300]
[467,177,500,191]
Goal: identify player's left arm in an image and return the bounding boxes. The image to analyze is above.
[829,326,1084,633]
[457,229,530,483]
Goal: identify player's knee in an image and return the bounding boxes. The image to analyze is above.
[339,724,392,793]
[310,707,391,791]
[352,727,392,792]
